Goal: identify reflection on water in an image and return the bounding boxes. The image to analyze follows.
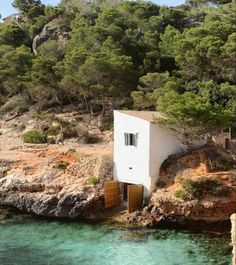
[0,212,231,265]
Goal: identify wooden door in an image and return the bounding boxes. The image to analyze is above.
[104,181,120,208]
[128,184,144,213]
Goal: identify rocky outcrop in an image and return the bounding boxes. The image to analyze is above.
[152,192,236,222]
[32,17,69,55]
[124,188,236,229]
[0,185,103,219]
[0,152,113,219]
[32,24,56,55]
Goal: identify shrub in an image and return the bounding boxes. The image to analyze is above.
[205,149,234,171]
[67,148,76,155]
[84,134,101,144]
[44,126,60,136]
[179,177,229,200]
[208,156,233,171]
[54,160,69,170]
[160,158,171,172]
[63,125,78,138]
[22,130,47,144]
[87,177,98,185]
[180,179,203,199]
[99,121,113,132]
[156,180,166,188]
[174,189,188,200]
[0,96,30,115]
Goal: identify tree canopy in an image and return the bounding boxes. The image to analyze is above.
[0,0,235,145]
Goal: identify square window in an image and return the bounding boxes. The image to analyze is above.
[124,133,138,146]
[231,126,236,140]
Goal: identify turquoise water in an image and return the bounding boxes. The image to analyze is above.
[0,213,231,265]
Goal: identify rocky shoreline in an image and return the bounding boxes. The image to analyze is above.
[0,113,235,232]
[0,186,103,219]
[0,187,233,234]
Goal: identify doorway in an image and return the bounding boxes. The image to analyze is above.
[104,181,144,213]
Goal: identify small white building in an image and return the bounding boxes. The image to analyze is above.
[113,110,185,199]
[213,127,236,150]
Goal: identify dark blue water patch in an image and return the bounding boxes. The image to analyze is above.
[0,214,232,265]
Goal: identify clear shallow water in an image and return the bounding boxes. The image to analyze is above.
[0,213,231,265]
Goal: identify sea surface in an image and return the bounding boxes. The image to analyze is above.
[0,212,231,265]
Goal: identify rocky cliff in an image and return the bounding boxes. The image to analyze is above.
[0,110,113,219]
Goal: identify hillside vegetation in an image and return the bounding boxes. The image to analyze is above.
[0,0,235,146]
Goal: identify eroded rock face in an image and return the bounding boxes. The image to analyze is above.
[0,186,102,218]
[0,153,113,219]
[32,25,56,55]
[124,191,236,229]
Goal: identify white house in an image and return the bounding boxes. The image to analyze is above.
[213,127,236,150]
[113,110,185,199]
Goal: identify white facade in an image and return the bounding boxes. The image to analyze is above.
[113,110,184,197]
[213,128,236,148]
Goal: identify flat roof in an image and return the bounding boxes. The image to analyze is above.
[115,110,164,122]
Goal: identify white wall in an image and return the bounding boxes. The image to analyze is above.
[113,111,151,197]
[149,123,183,191]
[114,111,207,197]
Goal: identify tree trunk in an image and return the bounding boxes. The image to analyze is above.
[64,89,73,105]
[25,88,33,103]
[53,93,62,106]
[101,92,105,116]
[83,95,89,112]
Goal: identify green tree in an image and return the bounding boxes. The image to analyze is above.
[0,24,30,47]
[186,0,232,7]
[159,26,180,71]
[12,0,45,19]
[175,1,236,83]
[156,90,234,147]
[31,56,62,104]
[0,45,33,100]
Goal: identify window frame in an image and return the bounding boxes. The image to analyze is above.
[231,126,236,140]
[124,133,138,147]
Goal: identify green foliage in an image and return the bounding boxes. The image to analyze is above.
[186,0,232,7]
[63,124,78,138]
[87,177,99,185]
[67,148,76,155]
[84,134,101,144]
[175,2,236,83]
[156,180,166,188]
[12,0,45,20]
[0,96,30,115]
[54,160,69,170]
[179,177,229,200]
[160,158,172,172]
[0,24,30,47]
[0,45,33,99]
[156,89,234,147]
[22,130,47,144]
[31,56,62,104]
[174,189,188,200]
[99,120,113,132]
[0,0,234,142]
[37,40,64,60]
[205,149,234,171]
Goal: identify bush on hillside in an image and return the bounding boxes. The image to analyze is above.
[205,148,234,171]
[84,134,101,144]
[22,130,47,144]
[0,96,30,115]
[87,177,99,185]
[178,177,229,200]
[174,189,188,200]
[156,179,166,188]
[54,160,69,170]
